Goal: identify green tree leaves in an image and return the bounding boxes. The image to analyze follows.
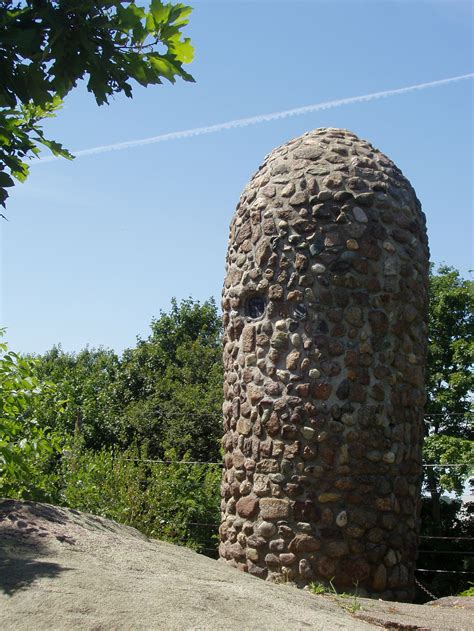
[34,345,123,450]
[0,97,74,210]
[426,265,473,433]
[117,298,223,460]
[423,434,473,495]
[422,265,473,535]
[0,1,195,209]
[60,444,220,553]
[1,1,195,108]
[29,298,222,461]
[0,330,60,500]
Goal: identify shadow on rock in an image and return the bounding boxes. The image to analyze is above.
[0,558,70,596]
[0,499,73,596]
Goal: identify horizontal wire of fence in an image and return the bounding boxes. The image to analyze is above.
[153,522,474,544]
[424,412,473,417]
[99,411,472,420]
[122,458,223,465]
[424,412,473,416]
[133,476,473,492]
[423,463,473,468]
[157,521,474,541]
[419,550,474,555]
[183,525,474,541]
[121,457,472,468]
[420,535,474,541]
[416,568,474,575]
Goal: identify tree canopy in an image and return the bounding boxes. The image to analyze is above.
[423,265,473,520]
[0,0,195,209]
[118,298,222,460]
[418,266,473,598]
[31,298,223,460]
[426,265,473,432]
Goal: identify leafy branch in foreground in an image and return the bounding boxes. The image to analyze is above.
[0,1,195,208]
[0,97,73,210]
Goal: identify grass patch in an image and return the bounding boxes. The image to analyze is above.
[308,578,362,614]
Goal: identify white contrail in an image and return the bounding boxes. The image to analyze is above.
[38,73,473,163]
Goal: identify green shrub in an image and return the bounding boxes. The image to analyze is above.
[60,442,220,553]
[0,331,61,501]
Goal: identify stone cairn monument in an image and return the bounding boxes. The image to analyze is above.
[219,128,429,601]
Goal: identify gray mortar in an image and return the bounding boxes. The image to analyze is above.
[220,127,429,601]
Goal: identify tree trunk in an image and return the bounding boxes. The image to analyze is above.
[427,471,441,526]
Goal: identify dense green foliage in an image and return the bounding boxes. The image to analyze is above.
[0,330,60,500]
[117,298,222,460]
[34,298,223,460]
[60,443,219,552]
[423,266,473,520]
[418,266,473,600]
[0,0,194,208]
[426,266,473,430]
[34,345,122,449]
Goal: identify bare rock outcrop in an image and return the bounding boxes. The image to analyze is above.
[1,500,471,630]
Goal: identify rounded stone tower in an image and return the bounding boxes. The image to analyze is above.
[219,128,429,601]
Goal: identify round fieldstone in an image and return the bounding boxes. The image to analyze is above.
[257,521,277,538]
[352,206,368,223]
[301,426,315,440]
[372,564,387,591]
[236,496,259,518]
[279,553,297,566]
[289,534,321,553]
[299,558,314,580]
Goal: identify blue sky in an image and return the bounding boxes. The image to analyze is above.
[1,0,473,355]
